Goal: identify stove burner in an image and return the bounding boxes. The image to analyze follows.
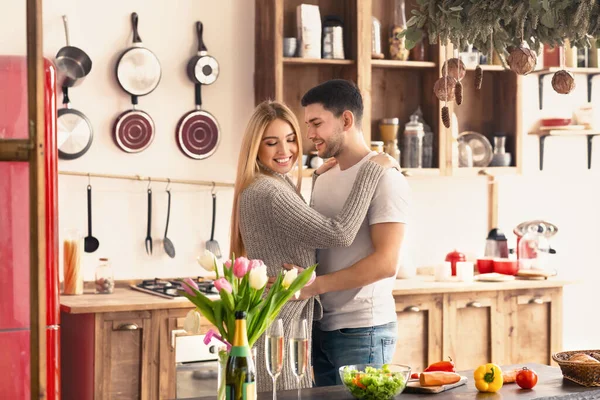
[133,278,217,299]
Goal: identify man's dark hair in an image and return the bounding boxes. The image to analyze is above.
[301,79,363,124]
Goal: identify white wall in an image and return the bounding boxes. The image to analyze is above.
[2,0,597,351]
[41,0,254,280]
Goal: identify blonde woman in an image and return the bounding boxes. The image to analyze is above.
[230,100,395,392]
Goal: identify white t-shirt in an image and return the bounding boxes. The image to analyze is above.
[311,151,410,331]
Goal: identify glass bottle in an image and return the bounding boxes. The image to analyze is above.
[402,115,424,168]
[389,0,409,60]
[225,311,256,400]
[95,257,115,294]
[63,228,84,295]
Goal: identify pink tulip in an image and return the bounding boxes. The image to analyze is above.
[224,259,232,269]
[214,277,232,293]
[233,257,250,278]
[248,259,264,270]
[182,277,199,296]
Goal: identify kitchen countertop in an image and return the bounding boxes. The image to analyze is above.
[180,364,600,400]
[60,276,571,314]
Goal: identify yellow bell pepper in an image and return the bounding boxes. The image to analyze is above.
[474,363,503,393]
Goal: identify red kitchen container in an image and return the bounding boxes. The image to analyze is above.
[493,259,519,275]
[445,250,466,276]
[476,258,495,274]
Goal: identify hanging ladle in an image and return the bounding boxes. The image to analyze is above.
[163,179,175,258]
[84,176,99,253]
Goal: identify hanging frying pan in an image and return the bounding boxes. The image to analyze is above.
[115,12,161,96]
[113,95,155,153]
[55,15,92,88]
[175,83,220,159]
[57,86,93,160]
[186,21,219,85]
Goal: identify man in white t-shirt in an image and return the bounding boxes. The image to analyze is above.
[292,79,411,387]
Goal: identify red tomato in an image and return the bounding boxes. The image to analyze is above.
[516,367,538,389]
[411,373,419,380]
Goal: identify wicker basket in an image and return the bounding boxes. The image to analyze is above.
[552,350,600,387]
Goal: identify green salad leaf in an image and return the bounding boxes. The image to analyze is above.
[342,365,407,400]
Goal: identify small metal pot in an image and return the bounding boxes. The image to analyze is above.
[54,15,92,88]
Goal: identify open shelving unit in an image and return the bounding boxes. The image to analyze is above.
[254,0,523,178]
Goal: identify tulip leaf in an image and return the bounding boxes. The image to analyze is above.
[220,289,235,312]
[180,289,217,326]
[212,300,228,339]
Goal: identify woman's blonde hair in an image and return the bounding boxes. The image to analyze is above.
[229,100,304,257]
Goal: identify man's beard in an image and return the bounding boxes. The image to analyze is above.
[319,127,344,159]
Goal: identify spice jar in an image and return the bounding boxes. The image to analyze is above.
[402,115,424,168]
[63,229,84,295]
[95,258,115,294]
[379,118,400,142]
[370,141,384,153]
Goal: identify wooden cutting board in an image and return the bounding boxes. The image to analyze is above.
[516,269,557,279]
[404,376,468,394]
[475,273,516,282]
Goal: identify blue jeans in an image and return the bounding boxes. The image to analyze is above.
[312,321,397,387]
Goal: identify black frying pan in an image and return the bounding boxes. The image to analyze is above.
[55,15,92,88]
[115,12,161,97]
[186,22,219,85]
[57,86,93,160]
[175,83,220,159]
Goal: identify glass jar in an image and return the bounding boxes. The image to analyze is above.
[384,139,401,165]
[402,115,424,168]
[95,258,115,294]
[63,228,84,295]
[389,0,409,60]
[379,118,400,142]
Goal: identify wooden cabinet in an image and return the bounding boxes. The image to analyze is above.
[393,287,563,372]
[504,288,563,366]
[95,311,154,400]
[443,292,502,370]
[255,0,522,178]
[62,310,160,400]
[392,294,442,372]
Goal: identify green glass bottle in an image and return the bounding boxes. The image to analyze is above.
[225,311,256,400]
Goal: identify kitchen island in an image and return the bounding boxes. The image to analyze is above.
[60,277,571,400]
[181,364,600,400]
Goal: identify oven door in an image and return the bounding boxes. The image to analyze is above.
[175,333,221,399]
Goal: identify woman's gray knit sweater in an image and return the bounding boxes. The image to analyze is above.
[239,160,386,392]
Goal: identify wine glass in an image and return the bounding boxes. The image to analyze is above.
[289,319,308,400]
[265,319,284,400]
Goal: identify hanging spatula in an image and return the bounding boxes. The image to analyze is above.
[205,188,221,258]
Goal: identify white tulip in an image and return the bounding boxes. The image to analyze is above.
[183,309,202,335]
[249,264,268,289]
[197,250,219,272]
[282,268,298,289]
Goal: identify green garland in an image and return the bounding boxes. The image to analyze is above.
[404,0,599,59]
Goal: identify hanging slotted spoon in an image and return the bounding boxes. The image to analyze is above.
[163,186,175,258]
[205,185,221,258]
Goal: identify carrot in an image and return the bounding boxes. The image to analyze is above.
[419,371,461,387]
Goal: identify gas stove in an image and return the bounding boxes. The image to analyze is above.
[130,278,218,299]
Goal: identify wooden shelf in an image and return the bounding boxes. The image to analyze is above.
[532,67,600,74]
[371,60,436,69]
[401,168,441,177]
[283,57,355,66]
[530,129,598,136]
[466,65,506,71]
[450,167,518,177]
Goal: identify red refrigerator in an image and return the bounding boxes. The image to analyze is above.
[0,56,60,399]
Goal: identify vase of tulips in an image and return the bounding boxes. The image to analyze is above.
[180,250,316,399]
